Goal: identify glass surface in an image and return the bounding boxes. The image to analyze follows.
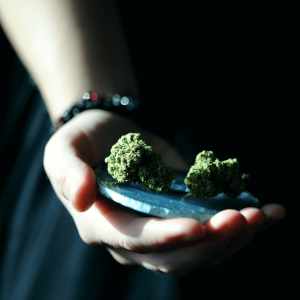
[94,164,259,224]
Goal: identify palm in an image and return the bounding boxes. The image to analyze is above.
[44,109,286,274]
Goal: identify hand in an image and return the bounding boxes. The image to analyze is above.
[44,109,286,275]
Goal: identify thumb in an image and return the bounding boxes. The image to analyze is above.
[44,139,97,212]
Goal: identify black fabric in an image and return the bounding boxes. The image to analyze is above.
[0,78,109,299]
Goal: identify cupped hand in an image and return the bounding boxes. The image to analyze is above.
[44,110,286,275]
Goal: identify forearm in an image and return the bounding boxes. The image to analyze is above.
[0,0,138,120]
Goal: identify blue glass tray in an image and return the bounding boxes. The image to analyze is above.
[94,164,259,224]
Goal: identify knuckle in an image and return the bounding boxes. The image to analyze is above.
[43,140,58,172]
[53,161,74,201]
[44,142,72,201]
[118,237,149,254]
[55,169,69,199]
[152,257,189,276]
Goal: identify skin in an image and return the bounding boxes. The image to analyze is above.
[0,0,286,275]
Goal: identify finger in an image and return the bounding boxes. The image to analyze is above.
[202,207,266,268]
[199,209,247,257]
[57,157,97,212]
[107,210,247,275]
[257,203,286,232]
[206,209,247,237]
[44,134,97,212]
[72,194,205,253]
[107,243,207,275]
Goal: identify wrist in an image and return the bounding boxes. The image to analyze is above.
[50,91,139,134]
[39,77,124,121]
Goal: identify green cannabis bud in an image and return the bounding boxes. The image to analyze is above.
[105,133,175,193]
[184,150,248,198]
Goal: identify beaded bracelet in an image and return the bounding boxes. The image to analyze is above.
[50,92,139,134]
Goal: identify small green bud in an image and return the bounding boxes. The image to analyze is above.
[184,150,248,198]
[105,133,175,193]
[221,158,247,197]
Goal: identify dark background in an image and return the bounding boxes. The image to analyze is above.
[117,2,296,296]
[0,1,296,298]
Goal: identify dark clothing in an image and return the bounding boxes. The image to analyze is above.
[0,53,181,300]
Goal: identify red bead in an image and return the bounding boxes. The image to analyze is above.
[90,92,98,101]
[55,117,63,127]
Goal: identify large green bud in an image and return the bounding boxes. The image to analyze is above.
[105,133,175,193]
